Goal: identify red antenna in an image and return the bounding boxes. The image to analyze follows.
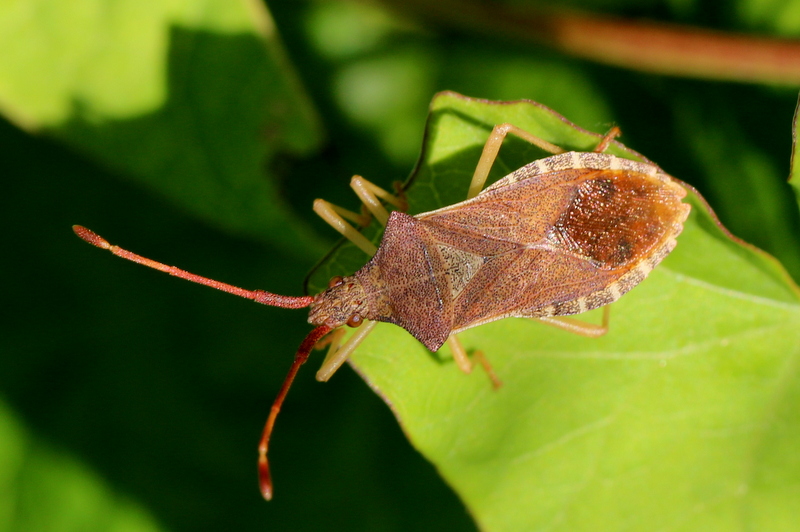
[73,225,323,500]
[257,323,331,500]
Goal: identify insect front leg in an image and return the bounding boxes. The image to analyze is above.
[315,321,377,382]
[446,335,502,389]
[311,176,408,381]
[313,176,407,256]
[313,198,377,256]
[349,175,407,225]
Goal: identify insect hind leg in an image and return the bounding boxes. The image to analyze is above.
[446,334,502,389]
[535,305,610,338]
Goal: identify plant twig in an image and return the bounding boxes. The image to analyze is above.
[377,0,800,86]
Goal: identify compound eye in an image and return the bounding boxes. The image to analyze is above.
[346,313,363,328]
[328,275,344,289]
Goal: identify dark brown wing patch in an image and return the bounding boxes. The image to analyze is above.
[547,170,685,270]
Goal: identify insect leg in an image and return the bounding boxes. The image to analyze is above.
[468,123,566,199]
[593,126,622,153]
[315,320,378,381]
[313,176,408,256]
[350,175,407,225]
[313,199,378,256]
[446,334,473,373]
[313,327,345,352]
[446,335,503,389]
[535,305,610,338]
[311,175,406,381]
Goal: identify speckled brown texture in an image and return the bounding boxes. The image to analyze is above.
[309,152,691,351]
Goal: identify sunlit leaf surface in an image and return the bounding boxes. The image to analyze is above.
[0,0,324,255]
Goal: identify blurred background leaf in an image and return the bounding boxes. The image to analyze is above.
[0,0,325,255]
[2,0,800,531]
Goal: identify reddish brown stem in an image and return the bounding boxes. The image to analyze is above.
[72,225,314,309]
[258,324,333,500]
[379,0,800,86]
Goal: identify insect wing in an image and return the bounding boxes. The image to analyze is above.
[416,156,690,332]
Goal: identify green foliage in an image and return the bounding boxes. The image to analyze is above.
[791,96,800,202]
[2,1,800,531]
[0,400,166,531]
[0,0,324,255]
[345,94,800,531]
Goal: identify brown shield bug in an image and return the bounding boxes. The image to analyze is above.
[74,116,690,500]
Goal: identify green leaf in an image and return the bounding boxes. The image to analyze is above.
[670,90,800,282]
[0,0,325,257]
[791,93,800,206]
[317,93,800,531]
[0,398,167,532]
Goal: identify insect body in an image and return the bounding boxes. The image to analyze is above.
[74,119,690,501]
[311,151,689,352]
